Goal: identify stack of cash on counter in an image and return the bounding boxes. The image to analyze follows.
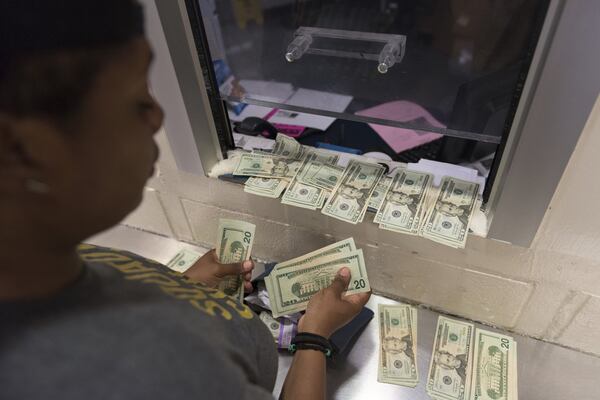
[378,303,420,387]
[426,316,519,400]
[264,238,370,318]
[234,133,480,249]
[377,308,519,400]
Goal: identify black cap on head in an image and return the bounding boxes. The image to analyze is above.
[0,0,144,79]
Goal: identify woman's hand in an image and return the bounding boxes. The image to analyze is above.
[298,267,371,339]
[183,249,254,292]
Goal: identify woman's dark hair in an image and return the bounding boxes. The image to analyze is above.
[0,49,116,119]
[0,0,144,119]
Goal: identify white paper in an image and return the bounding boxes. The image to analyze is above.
[408,159,485,195]
[232,133,275,152]
[238,80,294,103]
[228,104,272,122]
[285,88,353,112]
[268,88,353,131]
[267,109,336,131]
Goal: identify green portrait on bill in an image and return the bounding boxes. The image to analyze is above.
[333,184,368,214]
[433,350,468,382]
[383,335,415,362]
[270,160,290,177]
[382,335,416,376]
[229,240,245,262]
[386,190,419,216]
[434,201,470,228]
[338,184,366,201]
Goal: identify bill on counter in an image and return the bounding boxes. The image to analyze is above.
[272,133,340,164]
[295,160,345,191]
[375,169,433,235]
[469,329,518,400]
[510,342,518,400]
[268,249,370,318]
[322,160,385,224]
[280,152,332,209]
[244,177,288,198]
[215,219,256,302]
[377,304,419,387]
[166,248,202,273]
[307,150,340,165]
[421,176,479,249]
[272,133,307,160]
[368,175,394,212]
[281,179,325,210]
[427,316,475,400]
[233,153,301,180]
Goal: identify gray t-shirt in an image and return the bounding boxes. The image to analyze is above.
[0,245,278,400]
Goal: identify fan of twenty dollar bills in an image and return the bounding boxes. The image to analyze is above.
[234,133,480,249]
[167,220,518,399]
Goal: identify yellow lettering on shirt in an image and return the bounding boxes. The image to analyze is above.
[79,245,255,323]
[189,299,233,320]
[125,272,180,287]
[106,260,155,275]
[226,299,254,319]
[161,286,208,301]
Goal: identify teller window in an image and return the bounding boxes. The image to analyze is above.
[153,0,599,246]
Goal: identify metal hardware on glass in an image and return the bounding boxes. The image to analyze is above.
[378,42,403,74]
[285,34,313,62]
[285,27,406,74]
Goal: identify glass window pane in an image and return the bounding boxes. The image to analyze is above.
[198,0,550,143]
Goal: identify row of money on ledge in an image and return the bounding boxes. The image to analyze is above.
[233,134,480,249]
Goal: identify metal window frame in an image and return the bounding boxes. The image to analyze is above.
[486,0,600,246]
[154,0,600,248]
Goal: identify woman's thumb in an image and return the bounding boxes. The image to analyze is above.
[329,267,351,296]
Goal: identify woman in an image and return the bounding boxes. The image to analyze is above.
[0,1,370,399]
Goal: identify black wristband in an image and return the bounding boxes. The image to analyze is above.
[289,332,334,358]
[288,342,333,358]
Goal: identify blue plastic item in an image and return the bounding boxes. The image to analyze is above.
[315,142,363,155]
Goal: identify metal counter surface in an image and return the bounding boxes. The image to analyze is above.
[274,294,599,399]
[91,226,600,400]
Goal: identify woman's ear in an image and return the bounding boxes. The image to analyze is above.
[0,113,31,195]
[0,113,70,195]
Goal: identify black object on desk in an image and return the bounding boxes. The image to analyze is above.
[233,117,278,139]
[329,307,374,362]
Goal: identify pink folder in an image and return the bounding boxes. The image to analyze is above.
[355,100,445,153]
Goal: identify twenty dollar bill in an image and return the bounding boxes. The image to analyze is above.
[422,177,479,248]
[215,219,256,302]
[427,316,475,400]
[470,329,518,400]
[375,169,432,235]
[268,249,370,318]
[322,160,385,224]
[233,153,300,179]
[244,177,288,198]
[166,248,202,273]
[378,304,419,387]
